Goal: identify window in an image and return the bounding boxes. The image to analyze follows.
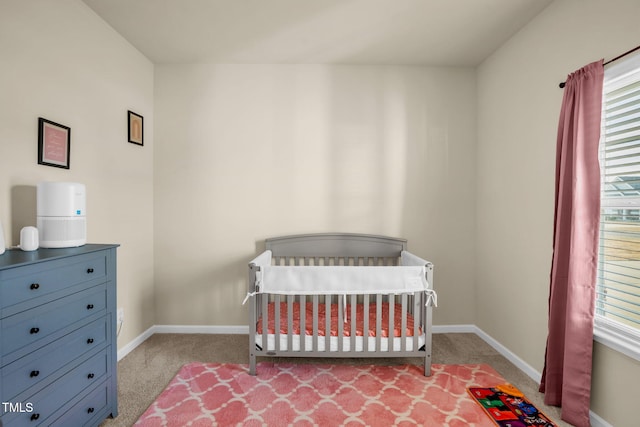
[596,52,640,360]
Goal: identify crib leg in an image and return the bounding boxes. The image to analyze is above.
[250,352,256,375]
[424,353,432,377]
[249,333,256,375]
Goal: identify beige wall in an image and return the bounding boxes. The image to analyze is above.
[477,0,640,425]
[154,64,477,326]
[5,1,637,424]
[0,0,155,349]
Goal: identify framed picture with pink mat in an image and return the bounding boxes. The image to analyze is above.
[38,117,70,169]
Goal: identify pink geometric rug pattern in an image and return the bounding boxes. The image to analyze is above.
[135,362,505,426]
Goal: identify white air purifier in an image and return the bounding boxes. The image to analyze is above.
[37,182,86,248]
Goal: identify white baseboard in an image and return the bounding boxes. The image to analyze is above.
[432,324,476,334]
[589,410,613,427]
[432,325,542,383]
[116,323,611,426]
[471,326,542,383]
[153,324,250,334]
[117,325,249,361]
[117,325,155,361]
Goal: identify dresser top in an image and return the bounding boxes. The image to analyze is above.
[0,244,119,271]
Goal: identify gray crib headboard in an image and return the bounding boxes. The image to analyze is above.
[265,233,407,259]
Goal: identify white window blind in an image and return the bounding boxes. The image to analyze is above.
[596,52,640,360]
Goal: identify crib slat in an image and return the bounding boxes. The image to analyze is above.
[300,294,306,351]
[363,295,370,353]
[402,294,408,351]
[401,293,407,352]
[376,294,382,352]
[350,295,356,352]
[275,295,281,351]
[287,295,294,352]
[389,297,394,352]
[313,295,319,352]
[338,295,343,352]
[325,295,331,352]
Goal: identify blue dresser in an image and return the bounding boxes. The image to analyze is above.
[0,244,118,426]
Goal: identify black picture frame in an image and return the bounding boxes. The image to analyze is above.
[38,117,71,169]
[128,110,143,146]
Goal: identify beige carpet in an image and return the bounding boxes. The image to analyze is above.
[100,333,570,426]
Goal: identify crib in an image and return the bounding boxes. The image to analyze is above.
[246,233,436,376]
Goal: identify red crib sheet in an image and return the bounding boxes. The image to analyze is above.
[256,302,420,337]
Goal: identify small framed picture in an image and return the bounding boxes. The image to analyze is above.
[128,110,143,146]
[38,117,70,169]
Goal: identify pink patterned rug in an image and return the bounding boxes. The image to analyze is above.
[135,362,505,426]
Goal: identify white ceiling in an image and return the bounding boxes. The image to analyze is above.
[82,0,553,66]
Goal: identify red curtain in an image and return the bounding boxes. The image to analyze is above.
[540,60,604,427]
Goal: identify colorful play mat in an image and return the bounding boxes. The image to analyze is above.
[468,384,556,427]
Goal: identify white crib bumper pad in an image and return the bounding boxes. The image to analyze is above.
[257,265,427,295]
[249,250,273,267]
[243,250,437,306]
[400,250,430,267]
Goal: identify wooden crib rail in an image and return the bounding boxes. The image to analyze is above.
[266,233,407,260]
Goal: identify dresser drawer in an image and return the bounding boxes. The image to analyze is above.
[1,350,109,426]
[0,252,107,311]
[50,381,109,427]
[1,285,106,360]
[2,317,108,401]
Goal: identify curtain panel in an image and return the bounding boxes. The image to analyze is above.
[540,60,604,427]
